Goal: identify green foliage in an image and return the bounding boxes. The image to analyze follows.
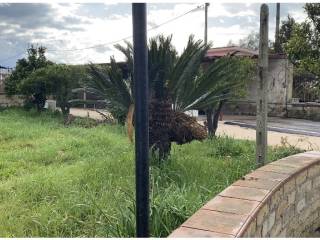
[278,15,296,53]
[86,34,254,121]
[285,4,320,76]
[4,46,52,96]
[148,35,177,99]
[86,59,133,124]
[19,67,50,111]
[281,4,320,101]
[70,117,100,128]
[237,31,274,51]
[239,31,260,50]
[0,109,303,237]
[20,64,83,115]
[46,65,81,116]
[209,135,255,158]
[292,69,319,102]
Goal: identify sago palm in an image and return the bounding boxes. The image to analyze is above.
[85,35,252,158]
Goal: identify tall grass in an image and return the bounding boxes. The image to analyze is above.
[0,108,302,237]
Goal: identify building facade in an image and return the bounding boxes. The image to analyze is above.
[205,46,294,117]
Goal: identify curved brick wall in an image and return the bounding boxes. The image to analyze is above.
[169,151,320,238]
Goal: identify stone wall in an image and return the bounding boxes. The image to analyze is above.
[169,151,320,238]
[287,102,320,121]
[223,56,293,118]
[0,94,24,107]
[224,101,320,121]
[246,57,293,107]
[223,100,287,117]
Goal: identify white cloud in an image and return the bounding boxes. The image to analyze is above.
[289,10,307,23]
[208,24,254,47]
[0,3,308,67]
[207,3,257,18]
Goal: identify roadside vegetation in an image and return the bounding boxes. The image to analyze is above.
[0,108,302,237]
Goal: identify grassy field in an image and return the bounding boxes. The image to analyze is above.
[0,108,302,237]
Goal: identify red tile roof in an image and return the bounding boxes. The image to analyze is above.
[205,46,258,59]
[205,46,288,60]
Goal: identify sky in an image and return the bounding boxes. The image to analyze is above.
[0,2,307,68]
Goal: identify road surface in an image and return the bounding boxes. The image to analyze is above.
[70,109,320,151]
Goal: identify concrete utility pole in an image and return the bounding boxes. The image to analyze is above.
[256,4,269,167]
[275,3,281,53]
[204,3,210,44]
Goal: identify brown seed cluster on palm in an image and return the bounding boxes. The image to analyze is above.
[170,111,207,144]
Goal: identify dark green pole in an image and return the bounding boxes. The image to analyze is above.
[132,3,149,238]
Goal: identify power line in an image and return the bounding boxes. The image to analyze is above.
[46,4,204,53]
[0,4,205,64]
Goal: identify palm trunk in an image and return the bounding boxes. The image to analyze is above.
[149,98,172,159]
[126,104,135,143]
[212,100,225,136]
[206,109,214,137]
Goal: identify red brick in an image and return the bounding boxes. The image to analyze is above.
[233,177,280,190]
[169,226,234,238]
[219,185,269,202]
[258,164,297,175]
[202,196,260,215]
[182,209,247,236]
[245,170,289,182]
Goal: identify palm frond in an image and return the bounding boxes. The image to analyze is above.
[169,35,211,107]
[86,58,133,112]
[148,35,177,99]
[173,56,254,111]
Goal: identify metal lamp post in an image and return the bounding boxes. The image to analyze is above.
[132,3,149,238]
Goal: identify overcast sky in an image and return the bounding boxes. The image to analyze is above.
[0,2,307,68]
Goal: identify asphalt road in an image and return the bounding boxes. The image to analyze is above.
[221,115,320,137]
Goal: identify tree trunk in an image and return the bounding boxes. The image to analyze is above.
[212,100,225,136]
[206,109,214,137]
[61,105,70,120]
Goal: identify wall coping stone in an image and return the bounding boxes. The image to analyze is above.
[169,151,320,238]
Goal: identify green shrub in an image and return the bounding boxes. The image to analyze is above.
[209,135,255,158]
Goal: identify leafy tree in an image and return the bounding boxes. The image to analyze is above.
[285,4,320,76]
[86,35,254,158]
[19,67,49,111]
[232,31,274,52]
[239,31,260,51]
[20,64,82,116]
[278,15,296,53]
[283,4,320,101]
[305,3,320,31]
[5,46,52,97]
